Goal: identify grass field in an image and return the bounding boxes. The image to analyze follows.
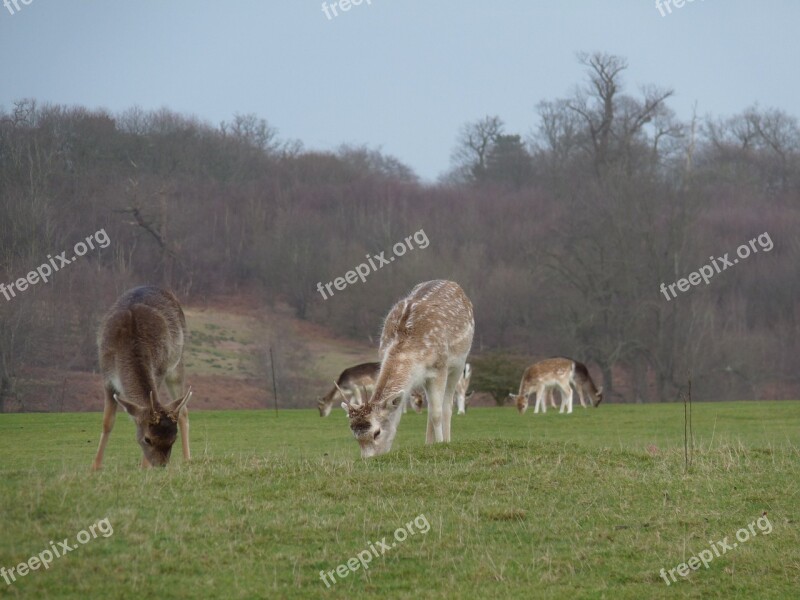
[1,402,798,599]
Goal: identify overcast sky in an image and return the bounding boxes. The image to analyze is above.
[1,1,798,181]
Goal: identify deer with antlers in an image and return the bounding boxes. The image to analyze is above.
[511,357,603,415]
[91,286,193,470]
[318,362,380,417]
[342,280,474,457]
[318,361,424,416]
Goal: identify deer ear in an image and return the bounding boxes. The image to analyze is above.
[113,393,144,419]
[166,387,192,416]
[341,401,350,413]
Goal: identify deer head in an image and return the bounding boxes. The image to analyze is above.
[113,388,192,466]
[593,387,603,407]
[511,393,528,414]
[342,392,404,458]
[410,389,425,413]
[318,397,333,417]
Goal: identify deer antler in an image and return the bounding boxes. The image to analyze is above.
[333,381,348,403]
[148,390,161,425]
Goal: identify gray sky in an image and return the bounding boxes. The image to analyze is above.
[1,1,798,181]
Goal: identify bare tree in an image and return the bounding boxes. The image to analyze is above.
[565,52,674,178]
[448,115,505,183]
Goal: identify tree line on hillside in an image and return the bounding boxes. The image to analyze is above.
[1,51,799,411]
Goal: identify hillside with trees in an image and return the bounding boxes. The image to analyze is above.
[1,52,798,410]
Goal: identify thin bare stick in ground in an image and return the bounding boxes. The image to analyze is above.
[270,347,279,417]
[682,375,693,472]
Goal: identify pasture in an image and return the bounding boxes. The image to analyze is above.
[1,402,798,598]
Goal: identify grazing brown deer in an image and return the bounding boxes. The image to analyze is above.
[453,362,473,415]
[342,280,474,457]
[318,362,380,417]
[510,357,603,415]
[91,286,192,470]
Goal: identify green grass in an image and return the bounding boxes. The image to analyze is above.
[1,402,799,599]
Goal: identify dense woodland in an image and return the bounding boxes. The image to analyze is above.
[1,52,799,410]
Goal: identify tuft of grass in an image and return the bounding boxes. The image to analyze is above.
[0,402,799,598]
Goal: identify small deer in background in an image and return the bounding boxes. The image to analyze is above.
[342,280,474,457]
[318,362,380,417]
[511,357,602,415]
[453,363,473,415]
[318,362,424,416]
[91,286,193,470]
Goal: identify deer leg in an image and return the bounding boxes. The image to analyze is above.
[533,387,542,414]
[561,383,574,414]
[165,358,185,402]
[350,386,361,405]
[542,385,550,414]
[91,386,118,471]
[577,384,587,408]
[425,374,447,443]
[178,406,191,461]
[442,368,459,443]
[165,359,190,460]
[549,388,558,409]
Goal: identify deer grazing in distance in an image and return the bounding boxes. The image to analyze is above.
[510,357,603,415]
[318,362,423,416]
[91,286,193,470]
[453,363,473,415]
[342,280,474,457]
[318,362,380,417]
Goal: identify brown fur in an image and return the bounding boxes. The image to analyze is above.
[572,360,603,406]
[318,362,380,416]
[91,286,193,469]
[318,362,427,417]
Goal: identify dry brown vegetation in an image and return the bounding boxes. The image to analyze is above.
[1,52,799,410]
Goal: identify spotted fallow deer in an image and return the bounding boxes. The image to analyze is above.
[342,280,474,458]
[453,363,473,415]
[318,362,424,416]
[91,286,192,470]
[510,357,602,415]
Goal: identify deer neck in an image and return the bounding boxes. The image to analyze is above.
[371,353,420,408]
[320,386,338,408]
[519,373,535,397]
[117,352,158,408]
